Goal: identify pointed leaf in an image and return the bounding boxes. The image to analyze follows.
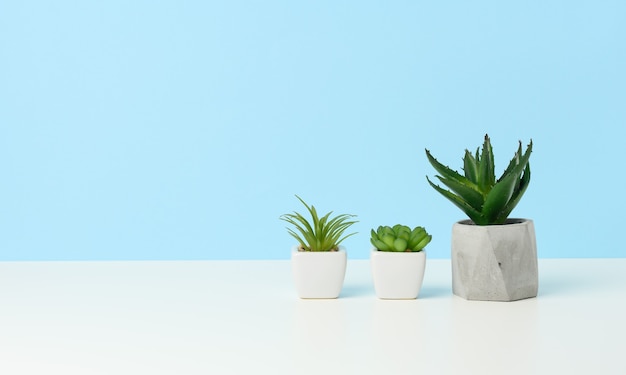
[495,163,531,223]
[498,139,533,182]
[284,196,358,251]
[427,176,486,224]
[370,228,379,241]
[478,134,496,193]
[482,171,518,223]
[425,149,480,191]
[463,149,479,183]
[435,175,485,211]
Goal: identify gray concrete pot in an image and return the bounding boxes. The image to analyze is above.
[451,219,538,301]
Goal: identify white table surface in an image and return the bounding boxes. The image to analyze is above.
[0,259,624,375]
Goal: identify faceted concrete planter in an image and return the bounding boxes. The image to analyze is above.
[291,246,347,299]
[371,249,427,299]
[451,219,538,301]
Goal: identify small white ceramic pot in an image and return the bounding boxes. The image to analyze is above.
[291,246,347,299]
[370,249,427,299]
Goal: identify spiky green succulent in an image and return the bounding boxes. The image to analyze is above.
[280,195,358,252]
[425,134,532,226]
[370,224,432,252]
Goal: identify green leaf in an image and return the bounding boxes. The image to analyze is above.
[398,229,410,241]
[285,228,307,250]
[412,234,432,252]
[425,149,480,191]
[478,134,496,193]
[371,238,389,251]
[282,195,358,251]
[382,234,395,248]
[408,227,426,249]
[482,170,518,223]
[394,238,408,252]
[409,226,426,240]
[463,149,479,183]
[370,228,379,241]
[435,175,485,212]
[498,139,532,182]
[498,140,529,180]
[494,163,531,223]
[481,138,533,223]
[377,226,389,237]
[426,135,533,225]
[427,176,485,224]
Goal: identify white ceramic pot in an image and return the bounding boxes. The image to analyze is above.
[370,249,427,299]
[291,246,347,299]
[451,218,538,301]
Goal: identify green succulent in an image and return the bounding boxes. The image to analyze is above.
[370,224,432,252]
[280,195,358,252]
[425,134,532,226]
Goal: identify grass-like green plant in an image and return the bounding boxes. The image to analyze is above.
[425,134,532,225]
[371,224,432,252]
[280,195,358,252]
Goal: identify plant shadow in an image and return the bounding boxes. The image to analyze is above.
[340,283,375,298]
[418,285,450,299]
[537,273,589,297]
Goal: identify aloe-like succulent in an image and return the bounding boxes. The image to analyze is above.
[371,224,432,252]
[280,195,358,252]
[425,134,532,226]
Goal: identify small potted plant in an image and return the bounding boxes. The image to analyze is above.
[370,224,432,299]
[280,195,358,299]
[425,134,537,301]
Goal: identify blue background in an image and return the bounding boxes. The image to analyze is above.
[1,1,624,260]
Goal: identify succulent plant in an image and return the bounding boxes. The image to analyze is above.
[370,224,432,252]
[280,195,358,252]
[425,134,532,225]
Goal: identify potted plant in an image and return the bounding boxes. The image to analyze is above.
[425,134,537,301]
[370,224,432,299]
[280,195,358,299]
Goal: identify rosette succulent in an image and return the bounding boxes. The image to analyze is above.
[425,134,532,226]
[370,224,432,252]
[280,195,358,252]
